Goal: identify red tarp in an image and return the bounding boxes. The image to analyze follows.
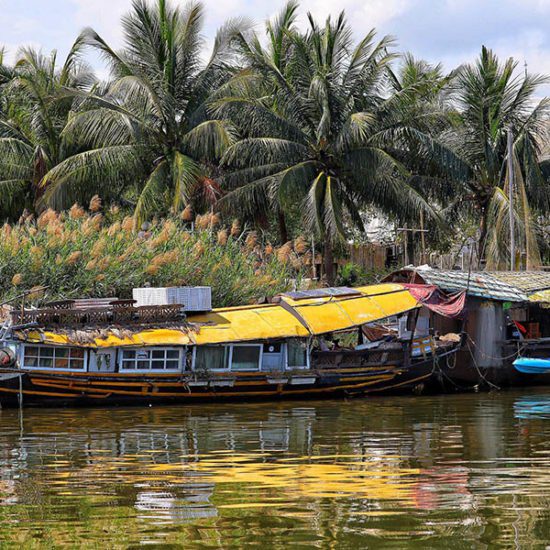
[404,284,466,319]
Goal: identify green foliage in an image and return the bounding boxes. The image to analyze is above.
[0,42,95,219]
[0,1,549,273]
[0,208,296,307]
[40,0,245,226]
[441,46,550,258]
[335,262,387,287]
[218,5,445,249]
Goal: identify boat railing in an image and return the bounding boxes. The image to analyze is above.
[9,303,185,327]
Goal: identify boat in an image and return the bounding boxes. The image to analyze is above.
[513,356,550,374]
[0,284,460,407]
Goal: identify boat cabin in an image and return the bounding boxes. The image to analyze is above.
[15,340,310,375]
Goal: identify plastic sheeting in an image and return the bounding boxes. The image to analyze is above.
[404,284,466,318]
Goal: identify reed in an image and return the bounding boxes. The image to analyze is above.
[0,205,303,307]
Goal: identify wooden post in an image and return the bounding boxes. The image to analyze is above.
[420,211,426,264]
[507,128,515,271]
[311,235,316,280]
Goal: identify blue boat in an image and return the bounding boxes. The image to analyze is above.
[513,357,550,374]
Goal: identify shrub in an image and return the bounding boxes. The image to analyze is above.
[335,262,388,287]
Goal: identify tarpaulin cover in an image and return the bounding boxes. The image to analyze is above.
[404,284,466,319]
[18,283,420,347]
[529,289,550,308]
[279,283,419,334]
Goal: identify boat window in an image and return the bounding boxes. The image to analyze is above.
[287,341,308,368]
[23,345,86,370]
[194,345,229,371]
[120,348,182,371]
[231,345,262,371]
[263,343,282,354]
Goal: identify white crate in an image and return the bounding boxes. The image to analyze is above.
[132,287,212,311]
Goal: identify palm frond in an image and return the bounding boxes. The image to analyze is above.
[39,144,146,209]
[134,159,170,227]
[303,171,326,237]
[182,119,237,161]
[171,151,202,211]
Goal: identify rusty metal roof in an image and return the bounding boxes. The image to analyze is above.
[384,268,540,302]
[487,271,550,294]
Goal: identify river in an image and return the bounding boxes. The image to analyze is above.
[0,389,549,548]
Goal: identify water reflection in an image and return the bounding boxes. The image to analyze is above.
[514,395,550,420]
[0,390,548,547]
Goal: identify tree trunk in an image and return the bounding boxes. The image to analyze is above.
[277,209,289,244]
[478,199,490,268]
[323,237,335,286]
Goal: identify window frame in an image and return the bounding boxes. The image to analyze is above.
[284,341,310,370]
[21,344,87,372]
[191,345,230,372]
[119,347,184,373]
[191,343,264,372]
[229,343,263,372]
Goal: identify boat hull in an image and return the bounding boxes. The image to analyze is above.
[0,352,447,408]
[513,357,550,375]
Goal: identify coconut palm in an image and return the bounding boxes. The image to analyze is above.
[485,149,542,270]
[217,8,448,282]
[41,0,244,225]
[0,48,15,86]
[0,41,94,218]
[443,46,550,263]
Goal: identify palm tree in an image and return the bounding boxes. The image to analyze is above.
[0,48,15,86]
[443,46,550,264]
[42,0,244,225]
[217,7,445,283]
[0,41,94,218]
[485,148,542,269]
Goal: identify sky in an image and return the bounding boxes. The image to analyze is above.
[2,0,550,88]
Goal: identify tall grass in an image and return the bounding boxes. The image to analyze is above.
[0,206,308,307]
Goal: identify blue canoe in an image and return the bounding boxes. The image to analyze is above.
[513,357,550,375]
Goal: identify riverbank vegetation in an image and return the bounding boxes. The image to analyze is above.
[1,0,549,293]
[0,205,306,306]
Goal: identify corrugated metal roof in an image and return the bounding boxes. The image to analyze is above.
[487,271,550,293]
[385,268,530,302]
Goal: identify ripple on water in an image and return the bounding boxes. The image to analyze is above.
[0,390,549,547]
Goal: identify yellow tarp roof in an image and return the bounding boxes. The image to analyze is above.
[191,304,310,344]
[278,283,418,334]
[529,289,550,308]
[20,283,418,348]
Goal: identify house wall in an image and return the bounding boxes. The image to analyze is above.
[465,298,506,368]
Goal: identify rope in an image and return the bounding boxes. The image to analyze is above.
[466,334,524,361]
[433,348,480,392]
[466,339,501,390]
[446,351,457,370]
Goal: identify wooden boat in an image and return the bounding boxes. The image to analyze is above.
[0,284,459,407]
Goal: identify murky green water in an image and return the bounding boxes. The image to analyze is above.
[0,390,549,548]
